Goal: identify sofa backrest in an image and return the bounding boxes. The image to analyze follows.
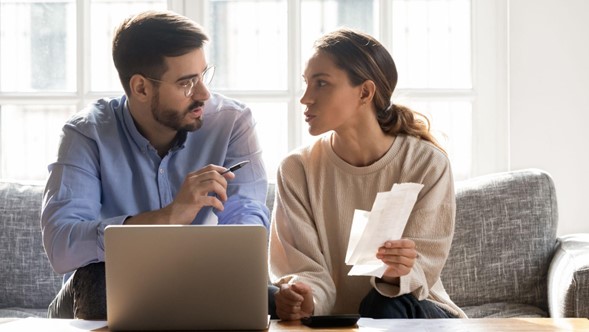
[1,169,557,313]
[441,169,558,314]
[0,181,62,309]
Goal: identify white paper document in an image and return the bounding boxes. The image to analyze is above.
[345,182,424,277]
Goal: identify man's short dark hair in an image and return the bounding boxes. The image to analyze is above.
[112,10,209,96]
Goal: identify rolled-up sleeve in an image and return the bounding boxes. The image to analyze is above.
[215,104,270,230]
[41,125,128,275]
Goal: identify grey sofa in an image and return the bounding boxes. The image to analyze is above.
[0,181,61,318]
[441,169,588,318]
[1,169,588,318]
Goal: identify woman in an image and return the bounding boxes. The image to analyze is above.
[269,28,466,320]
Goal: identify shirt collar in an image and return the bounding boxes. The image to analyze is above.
[121,98,152,154]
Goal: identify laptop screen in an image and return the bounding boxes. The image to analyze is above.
[105,224,269,331]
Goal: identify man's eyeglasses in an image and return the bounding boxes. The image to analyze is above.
[145,65,215,98]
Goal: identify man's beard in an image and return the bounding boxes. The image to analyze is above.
[151,92,203,132]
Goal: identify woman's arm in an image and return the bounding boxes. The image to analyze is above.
[268,154,337,316]
[373,152,456,300]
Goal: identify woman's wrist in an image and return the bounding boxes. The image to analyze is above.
[377,276,400,285]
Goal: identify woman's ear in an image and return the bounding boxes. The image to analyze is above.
[129,74,151,102]
[360,80,376,105]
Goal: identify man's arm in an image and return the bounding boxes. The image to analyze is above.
[215,105,270,229]
[41,128,114,275]
[126,165,235,225]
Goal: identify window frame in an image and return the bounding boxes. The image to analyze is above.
[184,0,509,179]
[0,0,508,180]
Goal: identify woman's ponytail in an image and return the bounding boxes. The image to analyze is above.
[314,28,445,154]
[378,104,445,153]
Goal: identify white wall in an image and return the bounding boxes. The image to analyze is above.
[509,0,589,235]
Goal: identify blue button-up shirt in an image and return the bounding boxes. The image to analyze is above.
[41,93,269,280]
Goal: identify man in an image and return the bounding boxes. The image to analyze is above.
[41,10,270,319]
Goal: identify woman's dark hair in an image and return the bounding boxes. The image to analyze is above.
[313,28,444,153]
[112,10,208,96]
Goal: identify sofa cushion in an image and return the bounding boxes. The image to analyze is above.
[462,302,547,318]
[441,169,557,317]
[0,181,62,311]
[0,308,49,318]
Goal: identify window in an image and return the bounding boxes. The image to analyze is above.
[195,0,475,180]
[0,0,166,181]
[0,0,505,182]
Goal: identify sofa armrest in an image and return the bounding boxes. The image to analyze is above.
[548,233,589,318]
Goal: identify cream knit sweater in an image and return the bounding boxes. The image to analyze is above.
[269,134,466,318]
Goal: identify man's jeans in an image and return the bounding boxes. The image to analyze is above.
[48,262,280,319]
[48,263,107,319]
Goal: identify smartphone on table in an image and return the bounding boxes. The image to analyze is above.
[300,314,361,328]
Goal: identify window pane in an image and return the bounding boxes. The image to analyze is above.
[398,100,472,180]
[0,105,77,180]
[0,0,76,92]
[392,0,471,89]
[90,0,167,92]
[248,102,288,179]
[206,0,288,91]
[301,0,378,64]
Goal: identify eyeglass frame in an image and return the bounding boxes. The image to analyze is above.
[144,65,215,98]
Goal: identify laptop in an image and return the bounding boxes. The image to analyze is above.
[104,224,269,331]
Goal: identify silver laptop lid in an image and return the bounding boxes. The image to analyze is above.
[105,224,268,331]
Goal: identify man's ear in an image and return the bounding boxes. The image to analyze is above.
[360,80,376,105]
[129,74,151,102]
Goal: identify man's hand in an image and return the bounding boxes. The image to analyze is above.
[125,164,234,225]
[274,282,314,321]
[165,164,235,223]
[376,239,417,283]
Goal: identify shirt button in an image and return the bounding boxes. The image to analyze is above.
[159,168,164,174]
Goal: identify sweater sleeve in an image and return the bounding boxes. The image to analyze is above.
[268,153,337,315]
[372,150,456,300]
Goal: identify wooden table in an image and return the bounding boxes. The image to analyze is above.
[1,317,588,331]
[277,318,589,331]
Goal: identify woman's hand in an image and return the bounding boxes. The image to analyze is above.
[376,239,417,283]
[273,282,314,321]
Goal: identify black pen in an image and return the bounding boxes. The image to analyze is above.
[220,160,250,175]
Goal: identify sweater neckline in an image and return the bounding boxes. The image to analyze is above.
[322,133,404,175]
